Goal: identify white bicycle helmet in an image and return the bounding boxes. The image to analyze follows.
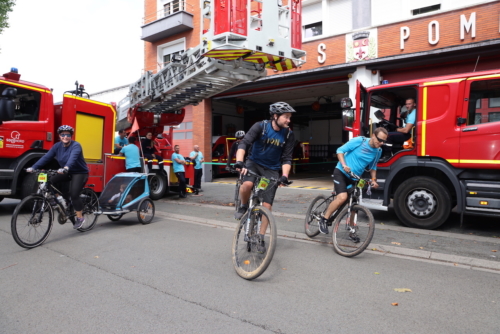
[57,125,74,135]
[269,102,296,115]
[235,130,245,139]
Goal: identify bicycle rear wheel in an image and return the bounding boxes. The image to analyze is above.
[77,188,99,232]
[232,206,277,280]
[332,204,375,257]
[11,195,53,249]
[305,195,330,238]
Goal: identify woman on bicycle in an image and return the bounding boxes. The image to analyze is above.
[27,125,89,229]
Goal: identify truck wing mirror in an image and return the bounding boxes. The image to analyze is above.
[340,97,353,108]
[0,87,17,122]
[342,109,355,131]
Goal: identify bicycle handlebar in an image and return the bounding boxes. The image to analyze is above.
[227,167,293,186]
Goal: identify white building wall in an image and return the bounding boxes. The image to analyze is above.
[329,0,353,35]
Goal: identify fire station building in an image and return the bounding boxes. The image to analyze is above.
[141,0,500,176]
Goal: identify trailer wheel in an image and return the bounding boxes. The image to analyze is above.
[148,173,168,200]
[394,176,451,230]
[21,173,39,199]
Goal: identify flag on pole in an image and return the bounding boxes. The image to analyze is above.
[131,117,140,134]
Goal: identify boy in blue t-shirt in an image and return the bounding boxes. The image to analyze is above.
[189,145,204,194]
[171,145,187,198]
[317,128,388,236]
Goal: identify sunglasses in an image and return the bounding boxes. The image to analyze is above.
[375,135,387,144]
[60,134,72,137]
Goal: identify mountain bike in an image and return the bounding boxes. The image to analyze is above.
[11,170,99,249]
[304,171,375,257]
[231,168,291,280]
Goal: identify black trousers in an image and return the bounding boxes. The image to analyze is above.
[383,132,411,155]
[144,154,164,171]
[175,172,186,196]
[126,167,142,173]
[194,168,203,190]
[50,173,89,211]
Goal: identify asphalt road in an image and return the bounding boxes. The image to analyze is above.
[1,182,500,333]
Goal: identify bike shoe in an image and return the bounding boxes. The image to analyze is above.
[349,233,360,243]
[74,217,85,229]
[234,205,248,220]
[318,217,329,234]
[256,235,266,254]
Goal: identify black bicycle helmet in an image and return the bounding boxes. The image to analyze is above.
[269,102,296,115]
[235,130,245,139]
[57,125,74,135]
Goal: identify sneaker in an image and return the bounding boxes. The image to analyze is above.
[257,238,266,254]
[318,216,329,234]
[74,217,85,229]
[349,232,360,243]
[234,205,248,220]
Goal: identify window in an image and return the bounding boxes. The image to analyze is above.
[164,0,182,17]
[304,22,322,38]
[468,79,500,125]
[0,84,41,121]
[412,4,441,16]
[173,132,186,140]
[158,39,185,69]
[173,121,192,140]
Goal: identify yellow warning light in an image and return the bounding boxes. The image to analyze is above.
[480,201,488,205]
[469,192,477,195]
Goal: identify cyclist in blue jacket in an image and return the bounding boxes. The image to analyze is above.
[27,125,89,229]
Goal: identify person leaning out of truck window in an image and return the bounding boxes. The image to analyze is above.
[383,98,416,158]
[114,129,128,154]
[27,125,89,230]
[119,136,142,173]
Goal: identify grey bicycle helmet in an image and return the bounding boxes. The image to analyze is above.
[269,102,296,115]
[235,130,245,139]
[57,125,74,135]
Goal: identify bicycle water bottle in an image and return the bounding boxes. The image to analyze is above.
[57,195,67,209]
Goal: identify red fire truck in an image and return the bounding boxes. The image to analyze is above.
[343,69,500,229]
[0,68,191,202]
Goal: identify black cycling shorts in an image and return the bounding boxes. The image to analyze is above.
[242,159,279,205]
[333,168,354,195]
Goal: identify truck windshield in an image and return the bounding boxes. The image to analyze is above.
[0,84,41,121]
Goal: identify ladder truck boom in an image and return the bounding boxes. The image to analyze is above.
[117,0,306,131]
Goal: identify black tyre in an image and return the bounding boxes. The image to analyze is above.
[305,195,330,238]
[393,176,451,229]
[332,204,375,257]
[21,173,39,199]
[137,198,155,224]
[107,214,124,221]
[0,196,4,203]
[234,183,241,212]
[77,188,99,232]
[232,206,277,280]
[148,173,168,200]
[11,195,53,249]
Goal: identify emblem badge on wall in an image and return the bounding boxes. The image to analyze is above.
[346,29,378,63]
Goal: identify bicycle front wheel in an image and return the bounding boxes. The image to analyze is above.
[305,195,330,238]
[332,204,375,257]
[232,206,277,280]
[11,195,53,249]
[77,188,99,232]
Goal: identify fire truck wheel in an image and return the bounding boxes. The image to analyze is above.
[148,173,168,200]
[393,176,451,230]
[21,173,39,199]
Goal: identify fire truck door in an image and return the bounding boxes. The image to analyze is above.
[355,80,368,136]
[458,76,500,169]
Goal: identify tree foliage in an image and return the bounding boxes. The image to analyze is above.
[0,0,16,35]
